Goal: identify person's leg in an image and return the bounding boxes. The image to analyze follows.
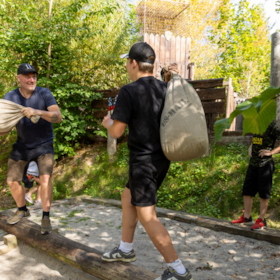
[259,198,269,220]
[37,154,54,234]
[121,187,138,243]
[136,204,178,263]
[244,195,253,219]
[40,175,52,212]
[26,184,38,196]
[35,184,41,201]
[7,159,28,208]
[7,181,26,208]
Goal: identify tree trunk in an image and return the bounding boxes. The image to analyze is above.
[47,0,53,85]
[271,32,280,127]
[0,210,159,280]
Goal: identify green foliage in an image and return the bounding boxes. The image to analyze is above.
[214,86,280,142]
[211,0,271,97]
[0,0,139,158]
[276,1,280,13]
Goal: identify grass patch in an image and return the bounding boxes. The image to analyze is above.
[68,209,84,217]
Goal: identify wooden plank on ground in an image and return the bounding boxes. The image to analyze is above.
[0,210,159,280]
[187,78,223,89]
[81,197,280,246]
[196,88,225,101]
[202,101,225,114]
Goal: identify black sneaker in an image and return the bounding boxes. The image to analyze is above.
[155,267,193,280]
[101,246,136,262]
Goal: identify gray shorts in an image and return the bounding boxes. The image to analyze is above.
[7,153,54,182]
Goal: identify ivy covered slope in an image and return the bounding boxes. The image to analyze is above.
[214,86,280,142]
[0,0,139,159]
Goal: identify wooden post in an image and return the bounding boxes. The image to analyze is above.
[0,211,159,280]
[107,97,117,156]
[226,78,236,131]
[188,63,195,80]
[47,0,53,84]
[271,32,280,127]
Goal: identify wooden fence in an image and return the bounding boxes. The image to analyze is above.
[144,33,193,79]
[92,78,236,138]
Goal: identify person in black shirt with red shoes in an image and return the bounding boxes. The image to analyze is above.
[101,42,193,280]
[232,121,280,230]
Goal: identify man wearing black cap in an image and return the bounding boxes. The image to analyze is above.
[101,43,193,280]
[0,63,62,234]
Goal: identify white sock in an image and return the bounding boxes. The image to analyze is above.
[167,259,186,275]
[119,240,133,253]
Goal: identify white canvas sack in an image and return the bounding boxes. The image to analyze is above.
[160,72,209,161]
[0,99,40,133]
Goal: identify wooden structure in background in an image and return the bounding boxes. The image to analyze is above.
[92,78,236,136]
[0,210,159,280]
[136,0,190,38]
[144,33,192,79]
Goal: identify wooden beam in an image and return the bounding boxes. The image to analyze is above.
[93,110,107,118]
[196,88,225,101]
[95,89,119,98]
[92,100,110,109]
[0,211,159,280]
[187,78,223,89]
[202,101,225,114]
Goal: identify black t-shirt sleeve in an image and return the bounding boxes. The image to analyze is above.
[111,88,132,124]
[43,89,57,108]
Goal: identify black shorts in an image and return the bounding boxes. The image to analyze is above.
[126,159,170,206]
[242,161,275,199]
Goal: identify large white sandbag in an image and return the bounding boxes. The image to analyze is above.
[160,72,208,161]
[0,99,40,133]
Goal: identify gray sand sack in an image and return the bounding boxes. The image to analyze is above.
[0,99,40,133]
[160,72,209,161]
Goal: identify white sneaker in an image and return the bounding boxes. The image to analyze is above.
[25,194,33,204]
[34,199,42,205]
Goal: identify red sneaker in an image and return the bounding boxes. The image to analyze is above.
[251,218,267,231]
[231,214,253,224]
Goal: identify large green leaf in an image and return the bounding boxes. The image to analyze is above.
[214,86,280,143]
[242,99,277,135]
[214,118,230,142]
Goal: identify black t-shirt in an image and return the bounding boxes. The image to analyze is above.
[111,76,169,165]
[250,122,280,167]
[4,86,57,161]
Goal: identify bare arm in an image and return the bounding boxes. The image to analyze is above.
[21,104,62,123]
[259,145,280,158]
[248,143,252,158]
[102,115,127,138]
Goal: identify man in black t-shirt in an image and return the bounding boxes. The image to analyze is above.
[0,63,62,234]
[231,122,280,230]
[101,43,193,280]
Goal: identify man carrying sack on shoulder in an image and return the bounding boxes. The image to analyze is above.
[101,42,193,280]
[0,63,62,234]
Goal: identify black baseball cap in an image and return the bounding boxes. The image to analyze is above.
[120,42,156,64]
[17,63,38,75]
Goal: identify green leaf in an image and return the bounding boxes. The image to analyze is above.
[242,99,277,135]
[214,118,230,143]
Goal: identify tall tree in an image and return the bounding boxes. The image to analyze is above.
[210,0,271,98]
[0,0,139,157]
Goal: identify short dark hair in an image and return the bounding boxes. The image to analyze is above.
[130,56,155,74]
